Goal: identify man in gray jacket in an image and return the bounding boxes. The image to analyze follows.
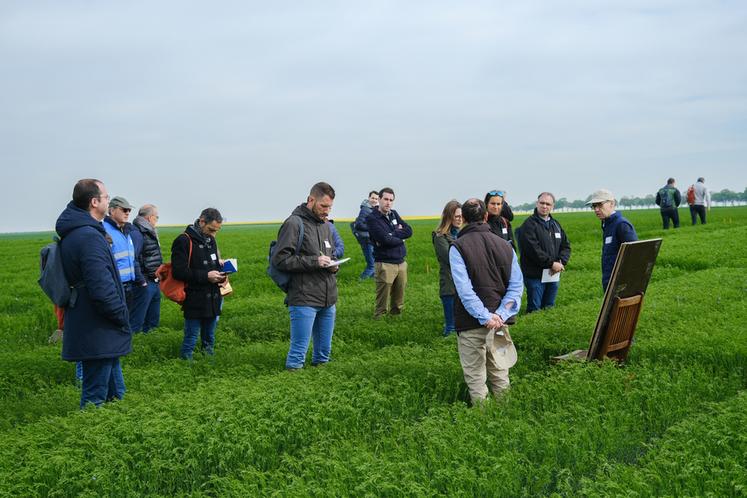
[271,182,339,370]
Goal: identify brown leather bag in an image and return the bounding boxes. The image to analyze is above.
[156,233,192,304]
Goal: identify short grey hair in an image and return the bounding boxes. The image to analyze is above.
[138,204,157,217]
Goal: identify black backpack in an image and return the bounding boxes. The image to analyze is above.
[267,217,305,293]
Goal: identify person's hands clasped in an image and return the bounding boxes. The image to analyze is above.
[485,313,504,331]
[550,261,565,275]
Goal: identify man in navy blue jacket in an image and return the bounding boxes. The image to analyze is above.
[56,179,132,409]
[587,189,638,290]
[367,187,413,318]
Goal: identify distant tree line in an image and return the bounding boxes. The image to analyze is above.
[513,188,747,212]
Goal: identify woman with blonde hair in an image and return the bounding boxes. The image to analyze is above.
[432,200,463,336]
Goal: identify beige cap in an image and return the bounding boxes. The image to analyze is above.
[492,328,517,369]
[586,189,615,205]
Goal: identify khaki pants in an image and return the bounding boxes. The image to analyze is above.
[457,326,511,403]
[374,261,408,317]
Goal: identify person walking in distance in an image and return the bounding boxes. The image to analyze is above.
[655,177,682,229]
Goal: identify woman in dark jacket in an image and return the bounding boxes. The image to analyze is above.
[484,189,515,250]
[171,208,226,359]
[432,200,462,336]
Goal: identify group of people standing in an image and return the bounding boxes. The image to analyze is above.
[54,178,232,408]
[432,190,572,335]
[54,178,648,409]
[428,187,641,403]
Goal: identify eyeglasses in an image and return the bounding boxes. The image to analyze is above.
[121,208,132,213]
[487,190,504,197]
[591,201,609,209]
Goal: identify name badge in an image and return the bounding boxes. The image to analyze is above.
[605,236,612,244]
[324,240,331,249]
[391,218,398,225]
[210,253,217,261]
[554,232,561,239]
[502,228,508,235]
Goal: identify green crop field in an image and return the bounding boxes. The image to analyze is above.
[1,207,746,497]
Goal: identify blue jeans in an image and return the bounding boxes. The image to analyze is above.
[286,305,336,369]
[358,240,375,278]
[524,277,559,313]
[181,317,218,359]
[129,280,162,333]
[440,295,456,335]
[80,357,125,409]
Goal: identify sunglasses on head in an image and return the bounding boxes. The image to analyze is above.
[488,190,504,197]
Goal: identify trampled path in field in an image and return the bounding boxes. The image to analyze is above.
[0,207,745,496]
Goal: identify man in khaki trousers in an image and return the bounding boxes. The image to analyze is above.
[449,198,523,404]
[366,187,413,318]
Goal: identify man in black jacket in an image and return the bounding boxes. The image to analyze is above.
[655,177,682,229]
[171,208,226,360]
[367,187,413,318]
[131,204,163,332]
[272,182,339,370]
[517,192,571,313]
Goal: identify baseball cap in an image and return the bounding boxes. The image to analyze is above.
[492,328,517,369]
[109,196,134,210]
[586,189,615,205]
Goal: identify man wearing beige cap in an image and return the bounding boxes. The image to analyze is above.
[586,189,637,290]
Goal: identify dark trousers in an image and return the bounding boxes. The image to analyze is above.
[80,357,125,409]
[690,205,706,224]
[660,208,680,229]
[130,280,161,332]
[524,278,559,313]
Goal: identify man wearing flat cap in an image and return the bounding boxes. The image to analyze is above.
[586,189,637,290]
[104,196,145,328]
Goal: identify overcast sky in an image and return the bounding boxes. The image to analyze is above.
[1,1,745,233]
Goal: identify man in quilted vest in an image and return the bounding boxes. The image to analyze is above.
[449,198,523,404]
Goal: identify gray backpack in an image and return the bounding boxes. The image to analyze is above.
[267,217,305,293]
[38,236,79,307]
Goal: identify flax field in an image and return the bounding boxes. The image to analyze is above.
[1,206,746,496]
